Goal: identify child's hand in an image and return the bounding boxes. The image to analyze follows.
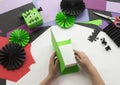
[39,52,59,85]
[74,50,105,85]
[74,50,94,72]
[48,52,59,79]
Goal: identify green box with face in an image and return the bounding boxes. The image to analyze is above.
[22,8,43,29]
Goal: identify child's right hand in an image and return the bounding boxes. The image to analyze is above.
[74,50,94,73]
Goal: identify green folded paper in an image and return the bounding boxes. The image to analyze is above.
[56,12,75,29]
[51,29,79,74]
[80,19,102,26]
[9,29,30,47]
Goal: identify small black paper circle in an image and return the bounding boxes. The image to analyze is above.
[60,0,85,16]
[0,43,26,70]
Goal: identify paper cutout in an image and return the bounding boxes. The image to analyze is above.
[100,20,109,30]
[0,3,35,37]
[6,24,40,38]
[103,23,120,47]
[22,8,43,29]
[83,0,106,11]
[0,36,35,82]
[83,0,120,13]
[106,1,120,13]
[0,43,26,70]
[75,9,89,23]
[60,0,85,16]
[33,0,61,23]
[51,28,79,74]
[9,29,30,47]
[111,12,120,17]
[56,12,75,29]
[33,0,90,27]
[80,19,102,26]
[0,0,33,14]
[40,9,90,27]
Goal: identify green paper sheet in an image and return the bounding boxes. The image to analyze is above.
[51,29,79,74]
[80,19,102,26]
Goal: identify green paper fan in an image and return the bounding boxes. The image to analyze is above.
[56,12,75,29]
[9,29,30,47]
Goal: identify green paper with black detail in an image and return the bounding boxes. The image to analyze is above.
[22,8,43,29]
[51,30,79,74]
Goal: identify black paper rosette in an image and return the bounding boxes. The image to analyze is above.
[0,43,26,70]
[60,0,85,16]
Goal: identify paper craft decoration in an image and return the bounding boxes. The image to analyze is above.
[51,28,79,74]
[80,19,102,26]
[0,36,35,82]
[56,12,75,29]
[9,29,30,47]
[60,0,85,16]
[103,23,120,47]
[22,8,43,29]
[33,0,89,27]
[0,43,25,70]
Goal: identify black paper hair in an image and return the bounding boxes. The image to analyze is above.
[0,43,26,70]
[60,0,85,16]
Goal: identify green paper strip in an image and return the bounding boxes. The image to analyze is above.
[80,19,102,26]
[57,39,71,46]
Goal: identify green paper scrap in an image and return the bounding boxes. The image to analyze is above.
[51,30,79,74]
[57,39,71,46]
[56,11,75,29]
[80,19,102,26]
[9,29,30,47]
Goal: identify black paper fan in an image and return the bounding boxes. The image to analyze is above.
[0,43,26,70]
[60,0,85,16]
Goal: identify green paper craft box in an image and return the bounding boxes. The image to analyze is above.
[51,26,79,74]
[22,8,43,29]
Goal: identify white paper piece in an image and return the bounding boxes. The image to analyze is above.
[59,44,76,68]
[106,1,120,13]
[51,26,70,42]
[7,24,120,85]
[0,0,33,14]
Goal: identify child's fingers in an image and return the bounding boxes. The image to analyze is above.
[74,50,84,59]
[75,55,81,62]
[55,59,59,67]
[50,52,56,64]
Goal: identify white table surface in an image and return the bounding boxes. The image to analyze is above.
[7,24,120,85]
